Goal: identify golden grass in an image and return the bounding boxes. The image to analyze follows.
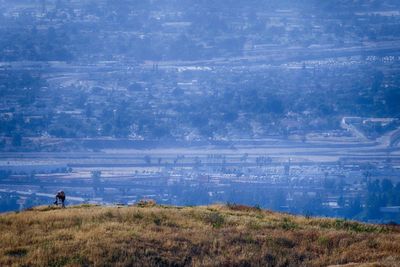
[0,204,399,267]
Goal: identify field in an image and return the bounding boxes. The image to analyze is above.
[0,203,400,266]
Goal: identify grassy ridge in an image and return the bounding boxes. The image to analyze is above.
[0,204,399,267]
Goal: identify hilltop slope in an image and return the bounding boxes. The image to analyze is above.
[0,204,399,267]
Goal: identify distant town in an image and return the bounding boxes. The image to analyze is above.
[1,0,400,223]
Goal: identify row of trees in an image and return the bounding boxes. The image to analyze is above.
[366,179,400,220]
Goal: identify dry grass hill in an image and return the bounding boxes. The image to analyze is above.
[0,203,400,267]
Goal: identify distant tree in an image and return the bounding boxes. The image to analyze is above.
[91,170,103,195]
[381,179,393,192]
[347,197,362,218]
[366,193,381,219]
[144,155,151,165]
[172,87,184,97]
[49,127,67,138]
[223,111,238,123]
[85,104,93,118]
[323,178,336,190]
[91,170,101,180]
[337,195,345,208]
[128,82,143,92]
[372,71,384,92]
[11,133,22,147]
[240,153,248,163]
[367,179,380,193]
[0,139,5,149]
[151,125,170,139]
[385,88,400,116]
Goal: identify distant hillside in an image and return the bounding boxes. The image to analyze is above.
[0,204,399,266]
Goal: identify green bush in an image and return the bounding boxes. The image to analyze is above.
[206,212,225,228]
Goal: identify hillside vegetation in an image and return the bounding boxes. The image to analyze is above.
[0,203,399,266]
